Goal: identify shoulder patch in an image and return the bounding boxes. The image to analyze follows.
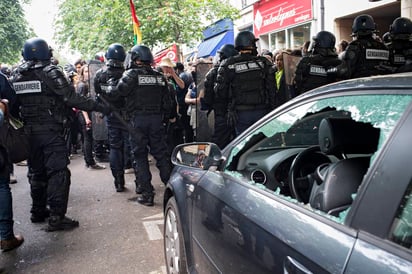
[234,61,264,73]
[13,81,42,94]
[365,49,389,60]
[309,65,327,76]
[138,75,157,85]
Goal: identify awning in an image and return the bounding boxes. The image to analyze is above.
[197,30,234,58]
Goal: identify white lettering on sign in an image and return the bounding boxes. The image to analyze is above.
[365,49,389,60]
[309,65,327,76]
[263,7,296,27]
[13,81,42,94]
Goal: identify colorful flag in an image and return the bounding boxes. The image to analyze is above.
[129,0,142,45]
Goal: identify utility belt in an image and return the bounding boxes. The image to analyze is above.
[24,123,64,134]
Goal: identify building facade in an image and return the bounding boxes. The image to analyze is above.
[230,0,408,53]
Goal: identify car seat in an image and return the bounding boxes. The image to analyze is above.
[309,118,380,216]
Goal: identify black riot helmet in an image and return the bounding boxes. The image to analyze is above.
[217,44,238,61]
[389,17,412,40]
[310,31,336,50]
[130,45,154,64]
[22,37,52,61]
[352,14,376,37]
[105,43,126,61]
[235,31,259,50]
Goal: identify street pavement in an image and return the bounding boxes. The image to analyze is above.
[0,154,166,274]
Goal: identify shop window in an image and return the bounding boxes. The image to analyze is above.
[289,23,311,50]
[270,31,286,51]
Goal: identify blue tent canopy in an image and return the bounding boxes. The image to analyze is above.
[197,30,234,58]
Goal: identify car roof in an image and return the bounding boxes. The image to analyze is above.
[306,72,412,96]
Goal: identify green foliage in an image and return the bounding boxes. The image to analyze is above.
[0,0,32,64]
[55,0,239,59]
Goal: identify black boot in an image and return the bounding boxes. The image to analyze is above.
[137,192,154,206]
[47,216,79,232]
[30,209,50,223]
[135,180,143,194]
[114,172,125,192]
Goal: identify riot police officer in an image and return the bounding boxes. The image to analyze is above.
[340,14,390,78]
[94,43,131,192]
[12,37,110,231]
[388,17,412,73]
[203,44,238,149]
[214,31,275,137]
[114,45,172,206]
[294,31,343,94]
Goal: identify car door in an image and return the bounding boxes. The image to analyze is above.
[344,102,412,274]
[191,169,357,273]
[189,90,412,273]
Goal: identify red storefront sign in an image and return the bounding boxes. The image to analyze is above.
[154,44,178,65]
[253,0,313,36]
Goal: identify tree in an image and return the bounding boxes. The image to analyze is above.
[0,0,33,64]
[55,0,239,59]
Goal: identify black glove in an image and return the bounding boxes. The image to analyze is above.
[94,102,112,116]
[227,110,238,128]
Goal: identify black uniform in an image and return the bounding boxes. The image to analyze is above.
[215,53,275,136]
[94,59,128,192]
[340,36,390,78]
[204,64,234,148]
[115,63,172,204]
[12,60,108,230]
[294,50,343,94]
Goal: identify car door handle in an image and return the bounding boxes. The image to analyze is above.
[284,256,313,274]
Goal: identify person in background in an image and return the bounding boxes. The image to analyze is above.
[0,69,18,184]
[301,41,311,57]
[387,17,412,73]
[77,64,106,170]
[203,44,238,149]
[274,51,293,108]
[337,40,349,58]
[158,58,179,158]
[94,43,131,192]
[174,62,194,143]
[12,37,111,231]
[294,31,343,94]
[339,14,390,78]
[114,45,173,206]
[0,71,24,251]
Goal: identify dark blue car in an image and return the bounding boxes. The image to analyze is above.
[163,73,412,273]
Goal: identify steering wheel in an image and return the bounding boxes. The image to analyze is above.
[288,146,331,203]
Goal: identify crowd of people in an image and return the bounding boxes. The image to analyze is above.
[0,13,411,252]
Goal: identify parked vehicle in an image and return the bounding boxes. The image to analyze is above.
[163,73,412,274]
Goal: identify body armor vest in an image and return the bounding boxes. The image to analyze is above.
[295,55,342,93]
[13,67,69,128]
[96,66,125,110]
[349,38,390,77]
[125,67,167,115]
[228,55,267,109]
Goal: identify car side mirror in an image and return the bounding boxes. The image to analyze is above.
[171,142,224,170]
